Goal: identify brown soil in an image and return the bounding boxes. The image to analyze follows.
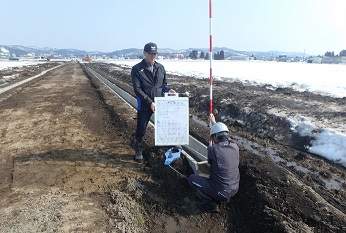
[0,62,345,233]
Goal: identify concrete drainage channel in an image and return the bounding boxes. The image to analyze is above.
[81,63,209,176]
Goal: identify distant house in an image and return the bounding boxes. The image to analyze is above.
[83,57,92,62]
[307,56,322,63]
[277,54,289,62]
[171,53,184,59]
[227,56,251,61]
[9,54,19,61]
[342,56,346,64]
[322,56,342,64]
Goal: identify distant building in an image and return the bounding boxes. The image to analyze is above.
[83,56,92,62]
[307,56,322,64]
[170,53,184,59]
[9,53,19,60]
[277,55,289,62]
[342,56,346,64]
[9,57,19,61]
[322,56,342,64]
[227,56,252,61]
[25,52,35,58]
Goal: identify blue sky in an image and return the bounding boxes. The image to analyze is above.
[1,0,345,55]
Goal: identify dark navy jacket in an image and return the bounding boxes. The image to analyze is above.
[208,138,240,192]
[131,59,169,111]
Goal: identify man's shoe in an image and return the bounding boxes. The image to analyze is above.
[134,154,143,162]
[133,156,143,163]
[198,201,219,213]
[134,147,143,162]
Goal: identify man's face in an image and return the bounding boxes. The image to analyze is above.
[144,51,157,64]
[210,135,216,144]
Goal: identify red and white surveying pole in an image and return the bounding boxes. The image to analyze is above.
[209,0,213,146]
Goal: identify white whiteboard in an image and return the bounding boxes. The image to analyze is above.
[154,95,189,146]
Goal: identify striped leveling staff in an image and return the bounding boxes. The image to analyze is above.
[209,0,213,146]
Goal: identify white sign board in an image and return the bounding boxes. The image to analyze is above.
[154,95,189,146]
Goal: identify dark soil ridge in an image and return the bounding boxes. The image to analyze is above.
[0,62,60,86]
[82,62,346,232]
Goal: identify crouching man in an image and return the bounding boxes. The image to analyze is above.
[188,114,240,212]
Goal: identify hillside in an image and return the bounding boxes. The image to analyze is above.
[0,44,308,59]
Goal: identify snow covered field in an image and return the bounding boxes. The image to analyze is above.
[0,60,43,70]
[107,59,346,98]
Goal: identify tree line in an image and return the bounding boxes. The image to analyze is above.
[188,50,225,60]
[324,50,346,57]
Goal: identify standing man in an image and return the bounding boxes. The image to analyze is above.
[131,42,175,162]
[188,114,240,212]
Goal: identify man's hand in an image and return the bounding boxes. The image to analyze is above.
[168,89,176,96]
[151,102,156,112]
[210,113,216,125]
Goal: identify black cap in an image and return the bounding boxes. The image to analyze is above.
[144,42,157,54]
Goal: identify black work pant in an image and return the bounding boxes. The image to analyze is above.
[188,174,238,202]
[135,109,153,144]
